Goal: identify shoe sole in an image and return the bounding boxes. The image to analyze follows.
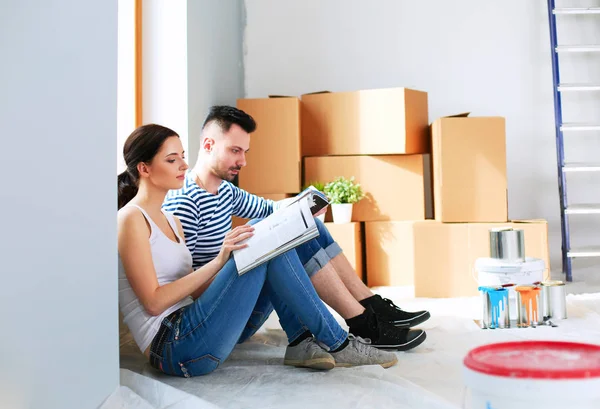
[391,311,431,328]
[373,330,427,351]
[334,355,398,369]
[284,358,335,370]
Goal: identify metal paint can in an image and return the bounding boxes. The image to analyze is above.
[541,280,567,320]
[489,227,526,263]
[478,286,510,329]
[515,285,542,327]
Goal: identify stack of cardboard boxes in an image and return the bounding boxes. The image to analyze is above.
[367,114,550,297]
[233,87,550,298]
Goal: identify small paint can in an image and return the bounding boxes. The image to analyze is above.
[515,285,542,327]
[478,286,510,329]
[489,227,526,263]
[541,280,567,320]
[479,286,493,329]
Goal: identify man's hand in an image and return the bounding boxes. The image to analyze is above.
[313,207,327,218]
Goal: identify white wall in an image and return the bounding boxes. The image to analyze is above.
[243,0,600,279]
[0,1,118,408]
[187,0,245,166]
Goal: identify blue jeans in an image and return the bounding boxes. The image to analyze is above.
[237,217,343,344]
[150,241,348,377]
[296,217,343,277]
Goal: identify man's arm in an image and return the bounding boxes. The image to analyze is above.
[230,183,277,219]
[172,216,215,299]
[162,194,200,254]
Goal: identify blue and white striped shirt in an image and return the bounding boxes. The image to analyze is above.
[162,171,276,269]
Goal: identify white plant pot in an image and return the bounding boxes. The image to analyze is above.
[332,203,353,224]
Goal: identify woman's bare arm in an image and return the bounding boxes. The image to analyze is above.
[118,207,252,316]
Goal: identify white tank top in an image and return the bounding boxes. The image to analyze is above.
[118,204,194,352]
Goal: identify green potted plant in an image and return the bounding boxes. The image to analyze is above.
[303,181,327,221]
[324,176,365,224]
[303,181,326,193]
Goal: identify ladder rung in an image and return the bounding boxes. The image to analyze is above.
[554,7,600,15]
[568,246,600,258]
[565,204,600,215]
[558,83,600,92]
[563,162,600,172]
[561,123,600,131]
[556,45,600,52]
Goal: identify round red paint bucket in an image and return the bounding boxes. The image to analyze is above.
[462,341,600,408]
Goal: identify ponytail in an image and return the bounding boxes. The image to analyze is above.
[118,170,138,209]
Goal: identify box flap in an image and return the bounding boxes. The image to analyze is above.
[510,219,548,225]
[430,112,470,126]
[301,90,331,96]
[444,112,471,118]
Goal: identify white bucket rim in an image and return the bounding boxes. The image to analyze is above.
[463,366,600,401]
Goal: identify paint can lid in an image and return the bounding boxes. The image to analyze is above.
[541,280,565,287]
[477,285,506,292]
[489,227,515,232]
[515,285,541,292]
[464,341,600,379]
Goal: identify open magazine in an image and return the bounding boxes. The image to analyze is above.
[232,187,330,276]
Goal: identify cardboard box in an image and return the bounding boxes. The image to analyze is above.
[304,155,428,222]
[236,97,301,193]
[301,87,429,156]
[365,220,549,297]
[431,114,507,222]
[324,222,363,280]
[231,193,295,228]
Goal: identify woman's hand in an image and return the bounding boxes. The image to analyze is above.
[215,225,255,266]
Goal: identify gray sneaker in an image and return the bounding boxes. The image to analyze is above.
[284,337,335,370]
[330,335,398,368]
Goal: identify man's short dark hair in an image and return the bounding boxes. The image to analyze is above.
[202,105,257,134]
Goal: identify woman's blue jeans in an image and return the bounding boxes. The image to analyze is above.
[150,218,346,377]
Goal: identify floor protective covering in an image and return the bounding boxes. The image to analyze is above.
[118,289,600,409]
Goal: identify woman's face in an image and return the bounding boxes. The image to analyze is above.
[142,135,188,190]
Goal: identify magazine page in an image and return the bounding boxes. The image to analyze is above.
[284,186,329,215]
[233,198,315,274]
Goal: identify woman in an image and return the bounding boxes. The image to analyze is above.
[117,124,397,377]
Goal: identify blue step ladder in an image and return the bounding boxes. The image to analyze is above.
[548,1,600,282]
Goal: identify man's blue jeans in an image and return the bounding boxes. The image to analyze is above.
[150,220,347,377]
[237,217,343,344]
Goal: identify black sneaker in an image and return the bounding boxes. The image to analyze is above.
[361,294,431,328]
[348,306,427,351]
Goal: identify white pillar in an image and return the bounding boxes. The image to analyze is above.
[0,2,119,408]
[142,0,189,153]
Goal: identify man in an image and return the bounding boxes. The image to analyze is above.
[163,106,430,359]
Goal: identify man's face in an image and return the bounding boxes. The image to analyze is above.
[206,123,251,182]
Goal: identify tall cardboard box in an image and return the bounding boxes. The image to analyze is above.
[431,114,507,222]
[236,97,301,193]
[301,87,429,156]
[304,155,428,222]
[365,220,549,297]
[231,193,295,228]
[325,222,364,280]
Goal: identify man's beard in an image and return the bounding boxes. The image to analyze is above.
[214,166,241,182]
